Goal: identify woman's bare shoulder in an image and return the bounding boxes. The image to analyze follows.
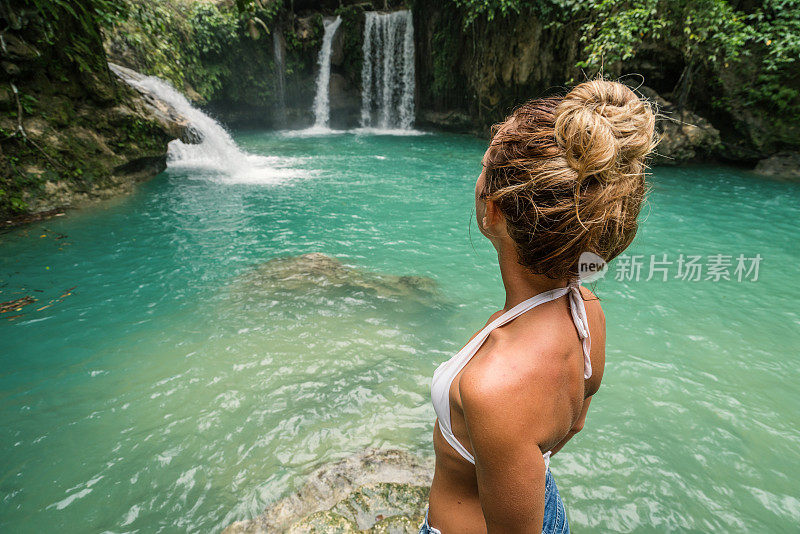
[458,332,574,450]
[461,325,573,407]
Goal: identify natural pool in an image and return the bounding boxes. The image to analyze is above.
[1,131,799,532]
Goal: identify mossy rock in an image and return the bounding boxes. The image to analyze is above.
[288,511,360,533]
[286,482,428,533]
[223,449,433,534]
[331,482,428,530]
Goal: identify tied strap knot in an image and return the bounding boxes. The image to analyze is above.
[567,279,592,379]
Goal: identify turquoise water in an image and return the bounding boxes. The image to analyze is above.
[1,131,799,533]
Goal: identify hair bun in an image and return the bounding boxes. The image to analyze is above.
[554,80,656,183]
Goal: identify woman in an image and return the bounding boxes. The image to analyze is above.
[420,80,657,533]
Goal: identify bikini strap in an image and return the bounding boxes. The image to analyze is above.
[567,279,593,379]
[454,286,572,363]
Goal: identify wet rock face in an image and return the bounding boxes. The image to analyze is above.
[223,448,433,534]
[417,110,475,133]
[109,63,200,144]
[635,86,722,165]
[290,483,429,533]
[0,8,193,222]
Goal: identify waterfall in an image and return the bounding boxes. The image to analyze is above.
[110,63,302,183]
[114,69,251,171]
[273,30,287,127]
[312,16,342,129]
[360,10,415,130]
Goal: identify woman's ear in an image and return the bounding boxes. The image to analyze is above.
[483,199,503,231]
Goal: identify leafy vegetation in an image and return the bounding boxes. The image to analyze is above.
[0,0,318,219]
[1,0,184,219]
[107,0,274,103]
[21,0,127,72]
[744,0,800,112]
[105,0,326,124]
[3,0,798,222]
[449,0,800,116]
[579,0,753,111]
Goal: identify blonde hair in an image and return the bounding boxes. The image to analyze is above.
[482,79,657,278]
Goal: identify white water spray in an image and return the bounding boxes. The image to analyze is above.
[110,64,304,183]
[312,16,342,129]
[360,11,415,130]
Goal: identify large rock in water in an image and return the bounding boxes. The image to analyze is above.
[417,110,475,133]
[223,449,434,534]
[753,152,800,180]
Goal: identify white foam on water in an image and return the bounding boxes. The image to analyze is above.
[279,126,348,138]
[350,127,428,137]
[47,488,92,511]
[279,127,428,138]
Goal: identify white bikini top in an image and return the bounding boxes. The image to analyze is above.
[431,280,592,470]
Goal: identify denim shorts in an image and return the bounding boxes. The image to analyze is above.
[419,468,569,534]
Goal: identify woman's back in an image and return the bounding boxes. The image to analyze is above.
[421,78,655,533]
[427,284,606,533]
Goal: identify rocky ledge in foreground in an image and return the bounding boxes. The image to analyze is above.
[223,449,434,534]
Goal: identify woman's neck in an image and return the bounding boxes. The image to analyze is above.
[497,244,569,311]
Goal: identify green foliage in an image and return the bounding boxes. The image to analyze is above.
[578,0,798,113]
[109,1,234,100]
[1,0,290,219]
[431,28,461,102]
[24,0,127,72]
[192,4,239,56]
[334,5,367,89]
[451,0,529,24]
[0,183,29,213]
[107,0,284,103]
[449,0,799,116]
[1,1,124,218]
[449,0,583,26]
[743,0,800,111]
[0,144,38,214]
[579,0,751,70]
[751,0,800,73]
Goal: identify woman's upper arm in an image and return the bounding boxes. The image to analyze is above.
[460,365,555,533]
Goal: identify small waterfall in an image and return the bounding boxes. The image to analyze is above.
[116,71,250,171]
[110,64,302,183]
[272,30,287,127]
[312,16,342,129]
[360,10,415,130]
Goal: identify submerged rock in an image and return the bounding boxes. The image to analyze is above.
[229,253,439,305]
[223,448,433,534]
